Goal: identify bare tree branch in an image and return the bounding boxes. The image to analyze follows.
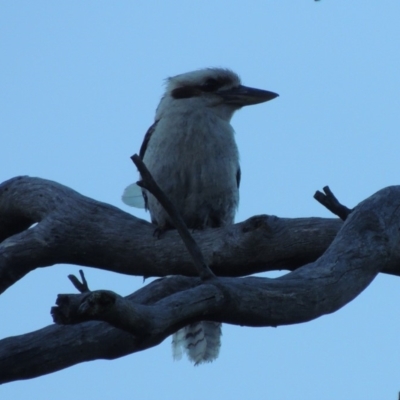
[0,176,355,296]
[68,269,90,293]
[2,177,400,383]
[314,186,353,220]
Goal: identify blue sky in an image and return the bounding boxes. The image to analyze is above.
[1,1,400,399]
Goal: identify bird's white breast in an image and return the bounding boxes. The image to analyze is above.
[143,107,240,228]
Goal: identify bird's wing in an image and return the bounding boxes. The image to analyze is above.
[139,120,159,159]
[122,121,160,208]
[236,167,241,189]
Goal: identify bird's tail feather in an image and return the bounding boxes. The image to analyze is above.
[172,322,222,365]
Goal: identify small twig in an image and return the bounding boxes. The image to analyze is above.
[314,186,352,221]
[68,269,90,293]
[131,154,215,281]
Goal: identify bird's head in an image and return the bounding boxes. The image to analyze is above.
[156,68,278,121]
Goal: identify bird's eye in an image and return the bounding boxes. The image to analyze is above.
[201,78,220,92]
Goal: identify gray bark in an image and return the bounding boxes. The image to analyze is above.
[1,176,400,384]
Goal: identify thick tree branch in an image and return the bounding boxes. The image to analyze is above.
[49,184,400,335]
[2,177,400,383]
[0,176,352,295]
[0,276,209,383]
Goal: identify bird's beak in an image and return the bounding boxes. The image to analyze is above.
[218,85,279,107]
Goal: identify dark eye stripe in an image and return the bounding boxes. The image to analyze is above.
[201,77,233,92]
[171,76,235,99]
[201,78,220,92]
[171,87,201,99]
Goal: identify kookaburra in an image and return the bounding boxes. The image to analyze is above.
[123,68,278,365]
